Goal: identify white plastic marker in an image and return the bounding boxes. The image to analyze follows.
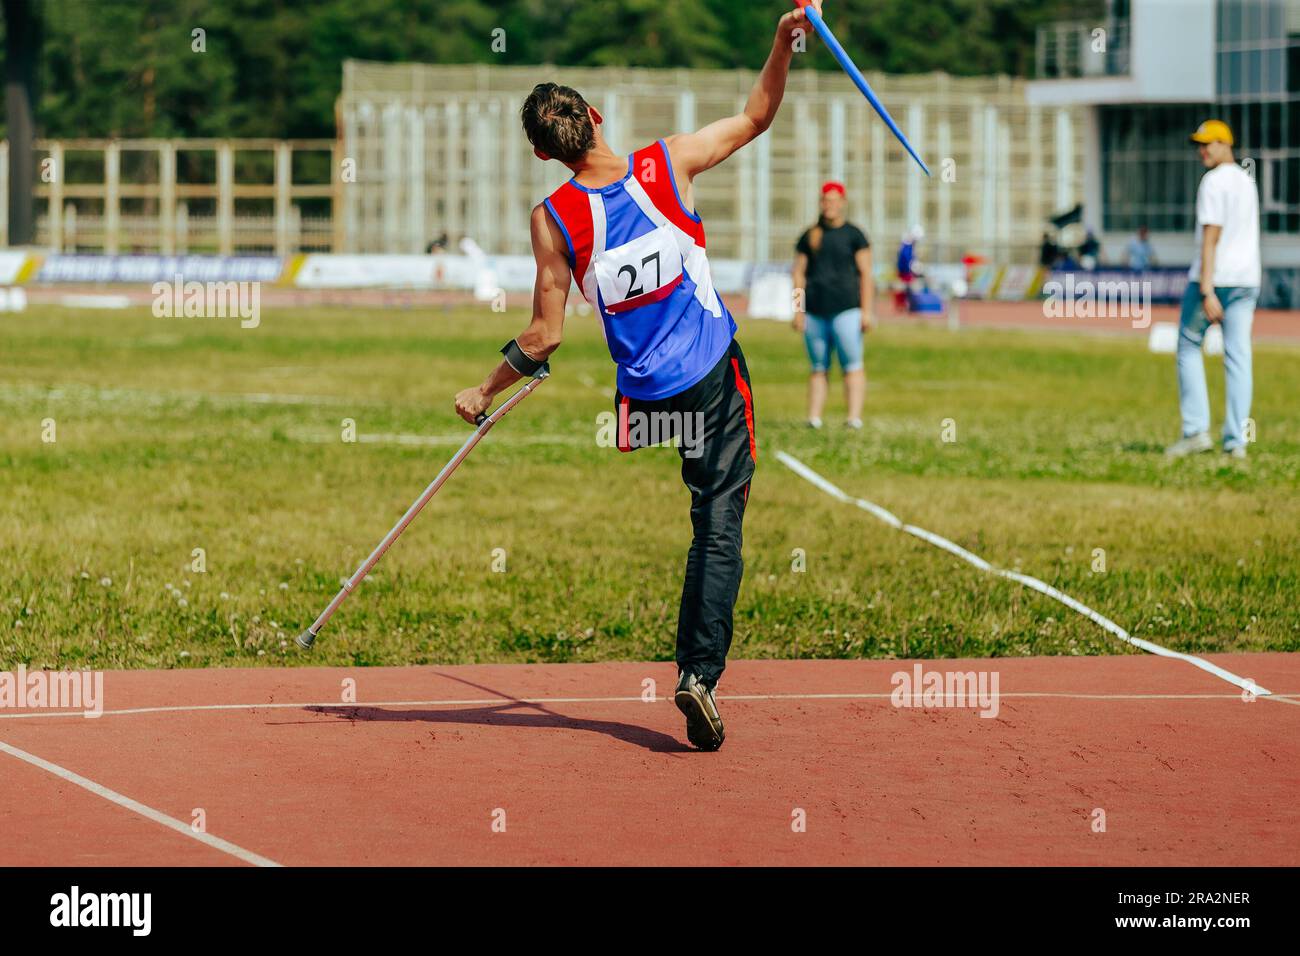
[776,451,1272,697]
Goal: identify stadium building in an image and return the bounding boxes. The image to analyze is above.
[1029,0,1300,305]
[336,62,1085,268]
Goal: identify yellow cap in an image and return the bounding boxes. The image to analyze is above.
[1190,119,1234,145]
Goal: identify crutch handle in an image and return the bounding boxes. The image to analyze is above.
[472,362,550,427]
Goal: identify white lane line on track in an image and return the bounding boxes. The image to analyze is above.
[776,451,1275,697]
[0,738,282,867]
[1,691,1295,721]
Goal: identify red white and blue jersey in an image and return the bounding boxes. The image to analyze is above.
[543,139,736,401]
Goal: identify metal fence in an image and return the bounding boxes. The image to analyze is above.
[1035,17,1132,80]
[0,64,1087,264]
[338,61,1086,264]
[0,138,339,254]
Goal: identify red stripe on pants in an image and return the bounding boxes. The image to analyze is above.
[731,357,756,462]
[617,395,631,452]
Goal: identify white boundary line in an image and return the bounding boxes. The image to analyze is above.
[0,738,282,867]
[775,451,1276,698]
[1,690,1295,721]
[0,383,373,408]
[286,429,586,448]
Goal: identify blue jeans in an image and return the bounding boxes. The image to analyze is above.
[1176,284,1258,451]
[804,308,864,373]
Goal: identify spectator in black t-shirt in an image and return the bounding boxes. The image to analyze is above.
[1039,232,1058,268]
[1079,228,1101,270]
[792,181,873,429]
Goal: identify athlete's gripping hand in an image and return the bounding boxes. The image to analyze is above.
[454,386,492,425]
[668,0,822,181]
[780,0,823,44]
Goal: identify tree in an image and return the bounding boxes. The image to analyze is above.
[1,0,1095,142]
[551,0,729,69]
[3,0,39,244]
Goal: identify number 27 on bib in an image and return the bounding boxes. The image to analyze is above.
[594,224,685,314]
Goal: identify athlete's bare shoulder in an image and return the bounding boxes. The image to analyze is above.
[660,134,690,167]
[531,203,570,271]
[531,202,559,242]
[656,136,696,195]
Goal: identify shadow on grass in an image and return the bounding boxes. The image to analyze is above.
[1118,440,1165,454]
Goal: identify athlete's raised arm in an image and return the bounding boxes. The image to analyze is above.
[454,204,571,424]
[665,1,821,179]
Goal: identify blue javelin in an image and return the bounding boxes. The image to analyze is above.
[796,2,931,177]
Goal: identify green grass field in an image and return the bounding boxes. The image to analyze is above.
[2,304,1298,670]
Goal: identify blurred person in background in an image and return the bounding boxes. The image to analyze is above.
[1127,225,1155,271]
[894,224,924,311]
[1078,227,1101,270]
[1165,119,1260,460]
[1039,231,1059,269]
[792,181,873,429]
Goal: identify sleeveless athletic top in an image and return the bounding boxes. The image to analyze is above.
[542,139,736,401]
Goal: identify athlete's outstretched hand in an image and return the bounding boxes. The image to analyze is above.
[779,0,824,44]
[669,0,821,180]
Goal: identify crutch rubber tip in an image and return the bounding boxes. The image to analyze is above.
[295,629,317,650]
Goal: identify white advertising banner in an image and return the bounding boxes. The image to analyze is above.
[292,253,758,295]
[0,252,33,285]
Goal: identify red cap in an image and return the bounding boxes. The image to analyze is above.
[821,181,846,196]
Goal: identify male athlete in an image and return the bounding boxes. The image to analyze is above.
[454,2,822,751]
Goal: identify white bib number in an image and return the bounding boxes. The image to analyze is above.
[594,224,684,314]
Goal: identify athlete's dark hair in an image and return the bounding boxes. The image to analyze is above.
[521,83,596,164]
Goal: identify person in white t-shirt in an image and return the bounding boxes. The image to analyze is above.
[1165,119,1261,460]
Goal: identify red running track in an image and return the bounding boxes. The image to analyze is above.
[1,655,1296,866]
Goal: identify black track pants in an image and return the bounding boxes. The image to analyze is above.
[614,339,756,690]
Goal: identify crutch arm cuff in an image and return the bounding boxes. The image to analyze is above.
[501,339,550,378]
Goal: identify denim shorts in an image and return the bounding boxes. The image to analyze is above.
[804,308,864,373]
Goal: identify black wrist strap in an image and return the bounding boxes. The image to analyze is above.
[500,339,548,377]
